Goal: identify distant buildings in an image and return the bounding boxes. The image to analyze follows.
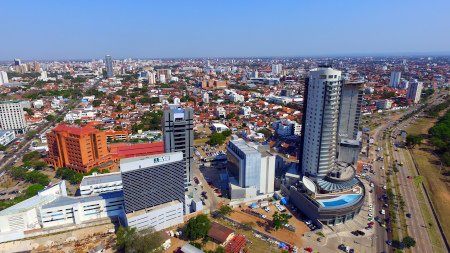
[271,64,282,75]
[0,100,28,134]
[407,80,423,103]
[227,138,275,200]
[105,55,114,78]
[389,71,401,88]
[46,125,113,173]
[157,69,172,80]
[163,106,194,188]
[0,71,8,85]
[120,152,185,230]
[376,99,393,110]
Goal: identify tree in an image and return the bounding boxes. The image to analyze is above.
[0,145,6,151]
[242,221,255,231]
[257,128,273,139]
[226,112,236,119]
[272,211,290,230]
[209,133,226,146]
[25,183,45,196]
[23,108,34,116]
[218,205,233,216]
[45,114,56,121]
[214,246,225,253]
[115,226,164,253]
[413,175,423,188]
[184,214,211,240]
[92,100,102,107]
[406,134,423,148]
[402,236,416,248]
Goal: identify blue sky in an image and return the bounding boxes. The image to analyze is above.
[1,0,449,60]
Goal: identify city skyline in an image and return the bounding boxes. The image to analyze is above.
[1,0,450,60]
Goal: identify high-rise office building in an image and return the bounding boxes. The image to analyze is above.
[338,80,364,140]
[226,138,275,199]
[14,59,21,66]
[300,66,343,178]
[163,106,194,188]
[120,152,185,213]
[46,125,113,173]
[406,80,423,104]
[272,64,282,75]
[0,71,8,85]
[105,55,113,78]
[0,101,28,134]
[389,71,401,88]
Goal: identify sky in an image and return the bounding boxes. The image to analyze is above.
[1,0,450,60]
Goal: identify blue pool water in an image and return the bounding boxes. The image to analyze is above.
[318,194,361,208]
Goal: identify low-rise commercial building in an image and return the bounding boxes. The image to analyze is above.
[0,130,15,146]
[79,172,123,196]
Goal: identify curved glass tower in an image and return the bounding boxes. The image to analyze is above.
[301,67,342,178]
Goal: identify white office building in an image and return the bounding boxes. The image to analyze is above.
[0,100,28,134]
[125,200,184,231]
[202,93,209,103]
[0,71,8,85]
[272,119,301,137]
[272,64,282,75]
[227,139,275,200]
[301,67,342,178]
[79,172,123,196]
[407,80,423,103]
[0,130,15,146]
[389,71,401,88]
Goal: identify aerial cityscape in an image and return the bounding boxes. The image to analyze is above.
[0,1,449,253]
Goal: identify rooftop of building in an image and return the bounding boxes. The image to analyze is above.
[119,152,183,173]
[208,222,234,244]
[80,172,122,187]
[52,124,98,135]
[41,191,123,209]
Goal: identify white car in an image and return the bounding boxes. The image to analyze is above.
[264,207,270,212]
[381,209,386,215]
[383,185,387,190]
[305,220,312,225]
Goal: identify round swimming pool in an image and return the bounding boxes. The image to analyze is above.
[317,194,362,208]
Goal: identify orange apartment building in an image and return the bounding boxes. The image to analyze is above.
[201,79,227,90]
[46,125,114,173]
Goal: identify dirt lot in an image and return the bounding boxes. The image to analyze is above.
[229,204,309,248]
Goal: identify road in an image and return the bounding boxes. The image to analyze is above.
[369,93,447,253]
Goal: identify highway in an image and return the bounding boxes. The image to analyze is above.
[370,93,447,253]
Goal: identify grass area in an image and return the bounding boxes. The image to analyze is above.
[401,149,447,253]
[404,109,450,251]
[213,217,283,253]
[194,138,209,146]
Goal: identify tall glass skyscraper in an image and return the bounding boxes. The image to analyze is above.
[105,55,113,78]
[300,66,343,178]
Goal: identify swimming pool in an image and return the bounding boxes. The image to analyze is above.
[318,194,362,208]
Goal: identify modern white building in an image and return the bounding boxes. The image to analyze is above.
[272,119,301,137]
[79,172,123,196]
[211,123,229,133]
[0,130,15,146]
[216,107,226,118]
[0,181,67,242]
[301,67,342,178]
[33,100,44,109]
[0,100,28,134]
[125,200,184,231]
[389,71,401,88]
[227,139,275,200]
[230,92,244,103]
[202,93,209,103]
[0,71,8,85]
[159,74,166,83]
[39,191,124,228]
[376,99,393,110]
[240,106,251,116]
[407,80,423,103]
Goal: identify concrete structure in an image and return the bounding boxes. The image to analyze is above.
[163,106,194,188]
[376,99,393,110]
[124,200,183,231]
[338,80,364,140]
[227,139,275,199]
[46,125,113,173]
[0,71,8,85]
[157,69,172,80]
[389,71,401,88]
[0,100,28,134]
[80,172,123,196]
[211,123,229,133]
[105,55,113,78]
[120,152,185,213]
[300,67,343,178]
[216,107,226,118]
[407,80,423,103]
[202,92,209,103]
[337,139,360,165]
[0,130,15,146]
